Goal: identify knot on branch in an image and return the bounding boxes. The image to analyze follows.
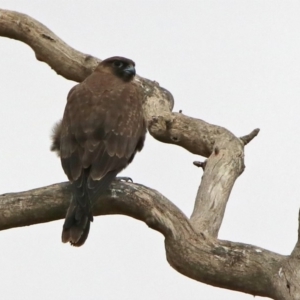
[148,115,174,140]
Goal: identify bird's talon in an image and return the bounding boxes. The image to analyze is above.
[115,176,133,183]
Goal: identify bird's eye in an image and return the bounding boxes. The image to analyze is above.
[113,61,123,68]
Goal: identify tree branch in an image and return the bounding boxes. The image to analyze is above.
[190,131,245,237]
[0,9,99,82]
[0,182,290,299]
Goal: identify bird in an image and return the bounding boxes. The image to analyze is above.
[51,56,146,246]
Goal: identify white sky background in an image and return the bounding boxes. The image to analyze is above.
[0,1,299,299]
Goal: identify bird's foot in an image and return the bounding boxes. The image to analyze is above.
[115,176,133,183]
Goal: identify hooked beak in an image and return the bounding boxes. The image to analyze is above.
[123,65,136,76]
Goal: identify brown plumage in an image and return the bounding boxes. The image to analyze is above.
[51,56,146,246]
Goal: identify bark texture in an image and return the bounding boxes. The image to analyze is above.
[0,9,299,299]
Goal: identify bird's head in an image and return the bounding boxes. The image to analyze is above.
[97,56,136,81]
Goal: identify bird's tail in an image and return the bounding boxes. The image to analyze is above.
[62,175,93,247]
[61,170,120,246]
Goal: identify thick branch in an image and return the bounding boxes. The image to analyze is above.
[190,130,245,236]
[0,183,293,299]
[0,9,100,82]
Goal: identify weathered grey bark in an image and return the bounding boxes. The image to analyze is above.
[0,9,299,299]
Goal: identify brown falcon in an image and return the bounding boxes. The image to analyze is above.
[51,57,146,246]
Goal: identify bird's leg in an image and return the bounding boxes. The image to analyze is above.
[114,176,133,183]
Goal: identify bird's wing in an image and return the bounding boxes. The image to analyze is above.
[60,74,146,188]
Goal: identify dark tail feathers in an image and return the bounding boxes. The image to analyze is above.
[62,170,119,246]
[62,178,93,247]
